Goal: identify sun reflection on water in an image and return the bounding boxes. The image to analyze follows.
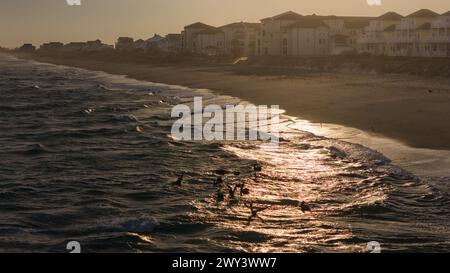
[188,118,393,252]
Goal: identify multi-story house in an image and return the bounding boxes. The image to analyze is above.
[429,11,450,57]
[394,9,439,56]
[192,28,225,56]
[382,24,399,56]
[258,11,304,56]
[39,42,64,51]
[115,37,134,51]
[63,42,85,51]
[282,17,330,56]
[159,34,182,54]
[133,39,146,50]
[220,22,260,56]
[257,11,371,56]
[83,40,113,51]
[323,16,371,55]
[358,12,404,56]
[19,44,36,52]
[181,22,215,53]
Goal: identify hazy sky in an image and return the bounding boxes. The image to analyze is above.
[1,0,449,48]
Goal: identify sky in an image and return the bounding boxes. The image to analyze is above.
[0,0,449,48]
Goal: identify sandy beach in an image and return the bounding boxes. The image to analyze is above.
[17,54,450,150]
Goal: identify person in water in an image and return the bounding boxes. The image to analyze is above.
[299,201,312,213]
[173,174,184,186]
[214,176,223,186]
[239,183,250,196]
[227,184,239,199]
[244,201,270,221]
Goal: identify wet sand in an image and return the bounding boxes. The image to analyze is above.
[19,55,450,150]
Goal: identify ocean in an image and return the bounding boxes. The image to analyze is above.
[0,55,449,253]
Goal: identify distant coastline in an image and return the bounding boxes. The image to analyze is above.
[7,51,450,150]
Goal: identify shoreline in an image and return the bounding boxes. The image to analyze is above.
[11,53,450,152]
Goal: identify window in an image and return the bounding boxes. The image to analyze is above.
[282,38,288,56]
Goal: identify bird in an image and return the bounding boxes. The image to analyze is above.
[299,201,312,213]
[428,89,433,93]
[173,174,184,186]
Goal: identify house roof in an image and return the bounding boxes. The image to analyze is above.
[320,15,375,21]
[166,34,181,39]
[384,24,397,32]
[261,11,303,21]
[442,11,450,16]
[416,22,431,31]
[146,34,164,43]
[220,22,261,29]
[407,9,439,18]
[118,37,134,42]
[185,22,215,29]
[285,17,328,29]
[378,12,403,20]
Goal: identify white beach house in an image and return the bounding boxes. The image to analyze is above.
[181,22,216,53]
[192,28,225,56]
[429,11,450,57]
[282,16,330,56]
[220,22,260,56]
[394,9,440,57]
[258,11,304,56]
[358,12,404,56]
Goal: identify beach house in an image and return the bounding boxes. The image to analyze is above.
[115,37,134,51]
[358,12,404,56]
[258,11,304,56]
[181,22,216,53]
[429,11,450,57]
[282,16,330,56]
[84,40,112,51]
[145,34,164,50]
[19,43,36,52]
[39,42,64,51]
[63,42,85,51]
[394,9,439,57]
[323,16,371,55]
[220,22,260,56]
[257,11,371,56]
[133,39,146,50]
[159,34,182,54]
[192,28,225,56]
